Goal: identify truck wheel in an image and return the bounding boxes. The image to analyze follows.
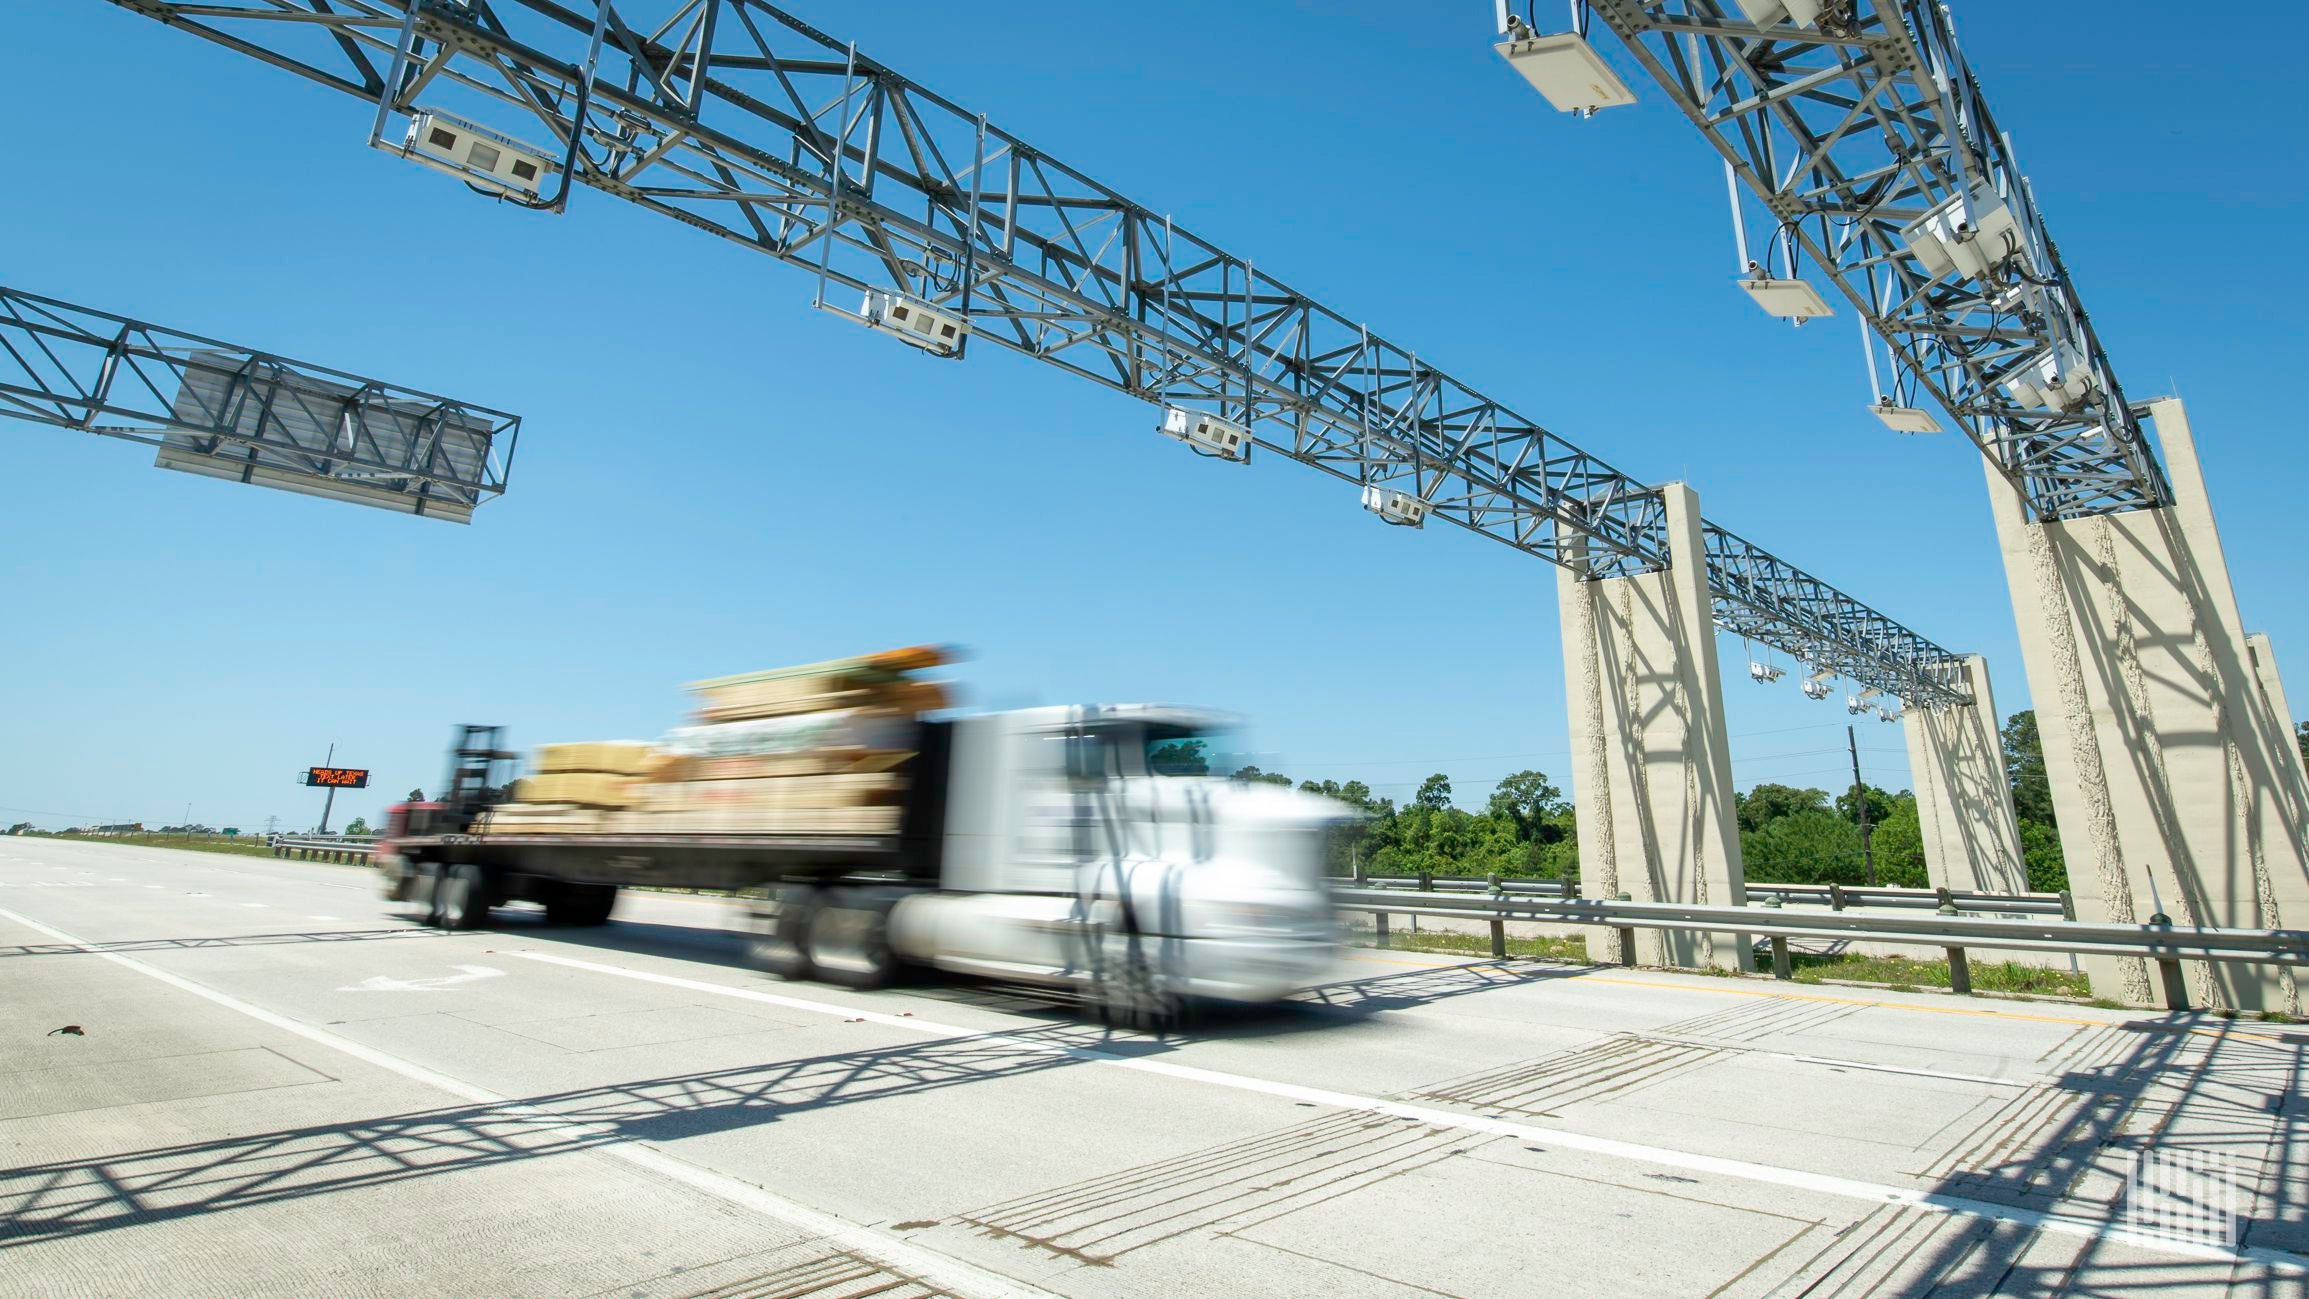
[415,863,446,925]
[381,859,414,903]
[435,863,490,930]
[544,882,618,927]
[807,893,897,990]
[747,886,818,981]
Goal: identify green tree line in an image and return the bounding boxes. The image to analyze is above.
[1235,710,2072,892]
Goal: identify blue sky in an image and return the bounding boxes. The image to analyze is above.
[3,2,2301,832]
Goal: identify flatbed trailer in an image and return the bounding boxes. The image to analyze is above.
[381,719,953,933]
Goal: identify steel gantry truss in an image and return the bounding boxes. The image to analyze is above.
[0,285,518,521]
[95,0,1964,703]
[1577,0,2170,521]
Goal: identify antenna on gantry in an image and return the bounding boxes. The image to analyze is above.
[1862,275,1942,434]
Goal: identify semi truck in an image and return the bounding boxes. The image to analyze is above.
[376,705,1350,1022]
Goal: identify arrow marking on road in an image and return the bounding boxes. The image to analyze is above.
[337,965,505,994]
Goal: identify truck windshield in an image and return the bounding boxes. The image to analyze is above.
[1145,731,1228,777]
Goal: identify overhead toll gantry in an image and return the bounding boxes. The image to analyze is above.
[0,284,518,521]
[1501,0,2309,1007]
[1499,0,2161,518]
[93,0,2009,971]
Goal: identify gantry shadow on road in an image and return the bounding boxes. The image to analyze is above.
[0,1019,1137,1249]
[0,960,1598,1253]
[1768,1011,2309,1295]
[15,892,2305,1291]
[0,946,1614,1250]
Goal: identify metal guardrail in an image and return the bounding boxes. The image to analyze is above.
[1349,875,2066,916]
[1328,886,2309,1011]
[271,836,375,863]
[1355,874,1571,898]
[1740,882,2071,918]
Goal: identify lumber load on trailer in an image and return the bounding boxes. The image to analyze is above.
[474,646,955,840]
[661,710,916,761]
[686,659,952,723]
[507,772,639,808]
[612,806,905,836]
[638,773,905,813]
[534,742,658,776]
[657,749,912,781]
[471,803,602,833]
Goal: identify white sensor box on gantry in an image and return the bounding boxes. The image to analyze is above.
[1731,0,1824,28]
[1361,486,1429,528]
[399,109,555,201]
[1160,408,1250,461]
[1903,183,2023,284]
[1493,32,1637,113]
[1870,398,1943,434]
[2006,347,2095,413]
[860,291,970,357]
[1738,275,1835,320]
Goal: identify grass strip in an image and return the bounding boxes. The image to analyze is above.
[33,832,281,859]
[1342,924,1588,963]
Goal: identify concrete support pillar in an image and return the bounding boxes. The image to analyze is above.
[1987,397,2309,1010]
[1902,654,2028,894]
[1559,483,1750,971]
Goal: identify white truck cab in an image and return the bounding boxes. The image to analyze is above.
[885,705,1348,1011]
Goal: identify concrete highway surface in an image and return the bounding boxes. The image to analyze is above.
[3,838,2302,1298]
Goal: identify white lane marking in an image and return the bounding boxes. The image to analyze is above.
[338,965,506,994]
[0,904,1058,1299]
[241,903,269,909]
[309,915,341,921]
[146,885,164,890]
[512,948,2302,1274]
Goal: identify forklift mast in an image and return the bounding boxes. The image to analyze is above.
[442,724,520,828]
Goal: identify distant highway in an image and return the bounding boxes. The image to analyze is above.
[1,838,2298,1297]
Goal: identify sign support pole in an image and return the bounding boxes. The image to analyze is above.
[318,742,337,835]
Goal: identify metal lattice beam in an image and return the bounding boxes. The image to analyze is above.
[1583,0,2170,522]
[0,285,518,521]
[93,0,1966,703]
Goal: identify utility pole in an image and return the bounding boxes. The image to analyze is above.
[317,741,338,835]
[1847,725,1875,887]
